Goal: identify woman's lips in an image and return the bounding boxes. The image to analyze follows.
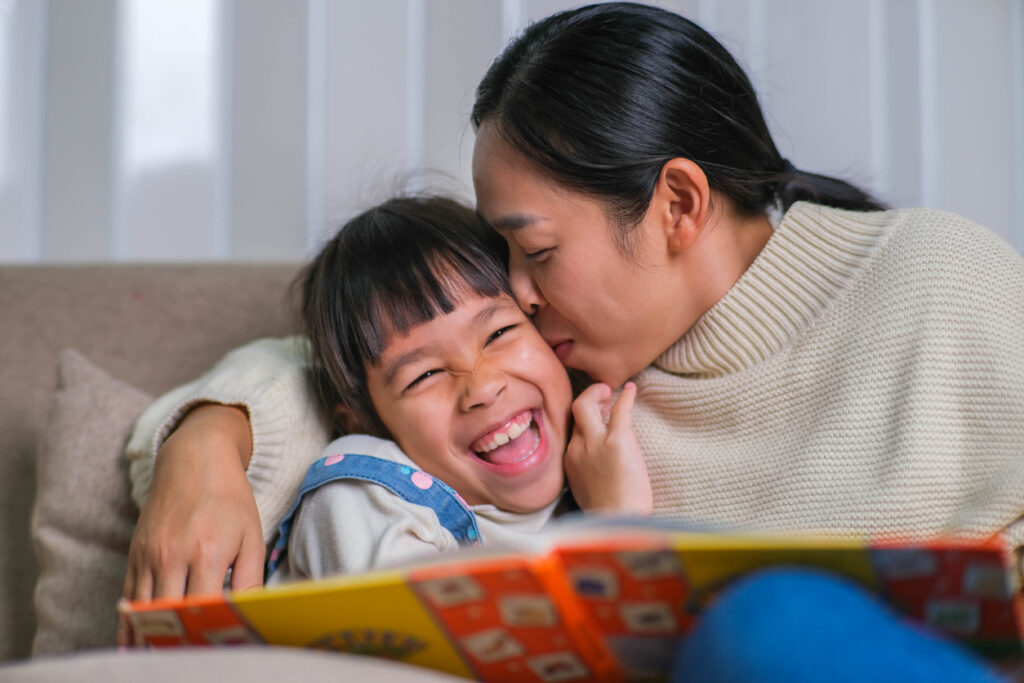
[550,340,573,363]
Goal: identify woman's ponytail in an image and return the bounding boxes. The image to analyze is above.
[773,159,886,213]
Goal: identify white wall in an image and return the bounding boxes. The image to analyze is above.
[1,0,1022,263]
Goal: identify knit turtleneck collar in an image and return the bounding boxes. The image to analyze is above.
[655,202,893,377]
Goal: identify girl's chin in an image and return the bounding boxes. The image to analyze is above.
[491,480,565,514]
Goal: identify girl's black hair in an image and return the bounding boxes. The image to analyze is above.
[298,195,512,437]
[472,2,885,247]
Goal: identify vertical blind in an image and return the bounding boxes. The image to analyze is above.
[1,0,1022,263]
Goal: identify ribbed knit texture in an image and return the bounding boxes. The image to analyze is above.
[635,202,1024,544]
[127,337,332,544]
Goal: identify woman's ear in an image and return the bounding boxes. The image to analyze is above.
[650,157,711,253]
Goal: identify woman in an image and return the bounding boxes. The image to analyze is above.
[123,4,1022,677]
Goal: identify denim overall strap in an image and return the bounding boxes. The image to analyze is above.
[267,453,482,575]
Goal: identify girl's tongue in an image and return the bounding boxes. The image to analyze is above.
[471,413,540,465]
[477,426,539,465]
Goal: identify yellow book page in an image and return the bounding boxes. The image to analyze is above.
[669,532,878,590]
[232,570,474,679]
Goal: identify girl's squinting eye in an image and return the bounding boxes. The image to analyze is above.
[486,324,518,345]
[403,368,442,393]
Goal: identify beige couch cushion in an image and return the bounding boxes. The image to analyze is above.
[31,350,152,655]
[0,264,299,660]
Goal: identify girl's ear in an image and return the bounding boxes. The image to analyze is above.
[650,157,711,253]
[334,404,365,434]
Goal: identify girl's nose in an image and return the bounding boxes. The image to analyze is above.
[458,361,507,412]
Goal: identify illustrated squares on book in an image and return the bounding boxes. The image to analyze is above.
[131,610,184,638]
[961,562,1014,599]
[417,576,486,607]
[498,595,559,628]
[926,600,982,636]
[872,549,940,580]
[615,550,682,579]
[619,601,679,634]
[459,628,525,663]
[203,626,261,646]
[525,651,591,682]
[568,567,619,599]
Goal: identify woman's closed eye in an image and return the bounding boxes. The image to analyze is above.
[524,247,552,263]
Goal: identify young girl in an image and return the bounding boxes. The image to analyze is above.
[264,194,650,581]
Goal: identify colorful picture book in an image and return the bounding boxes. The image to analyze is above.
[122,519,1023,682]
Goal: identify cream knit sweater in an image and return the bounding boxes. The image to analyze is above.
[128,203,1024,546]
[635,202,1024,544]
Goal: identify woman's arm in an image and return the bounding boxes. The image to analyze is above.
[122,337,332,600]
[564,382,653,515]
[123,403,264,600]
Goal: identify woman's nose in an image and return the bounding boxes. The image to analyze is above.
[508,257,545,317]
[458,362,507,412]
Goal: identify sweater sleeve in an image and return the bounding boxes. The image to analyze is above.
[268,480,459,582]
[125,336,333,543]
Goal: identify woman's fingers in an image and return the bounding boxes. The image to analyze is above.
[231,528,268,592]
[153,563,189,600]
[121,563,138,602]
[133,571,154,603]
[182,559,228,597]
[120,401,261,602]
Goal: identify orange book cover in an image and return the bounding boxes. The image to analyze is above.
[122,520,1024,682]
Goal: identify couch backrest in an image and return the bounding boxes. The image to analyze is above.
[0,264,301,660]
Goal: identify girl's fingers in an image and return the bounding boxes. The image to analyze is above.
[608,381,637,430]
[572,383,611,437]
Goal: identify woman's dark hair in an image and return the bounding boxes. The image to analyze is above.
[472,2,885,249]
[298,195,512,437]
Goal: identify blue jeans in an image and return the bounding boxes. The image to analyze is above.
[672,568,1004,682]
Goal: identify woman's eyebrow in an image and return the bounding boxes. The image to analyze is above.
[487,212,543,231]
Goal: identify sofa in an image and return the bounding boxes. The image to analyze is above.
[0,264,463,681]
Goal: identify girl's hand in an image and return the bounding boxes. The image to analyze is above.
[564,382,652,515]
[118,404,264,645]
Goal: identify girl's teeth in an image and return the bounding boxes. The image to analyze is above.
[473,412,533,454]
[507,421,526,440]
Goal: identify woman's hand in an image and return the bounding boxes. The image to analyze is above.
[564,382,652,515]
[119,404,264,643]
